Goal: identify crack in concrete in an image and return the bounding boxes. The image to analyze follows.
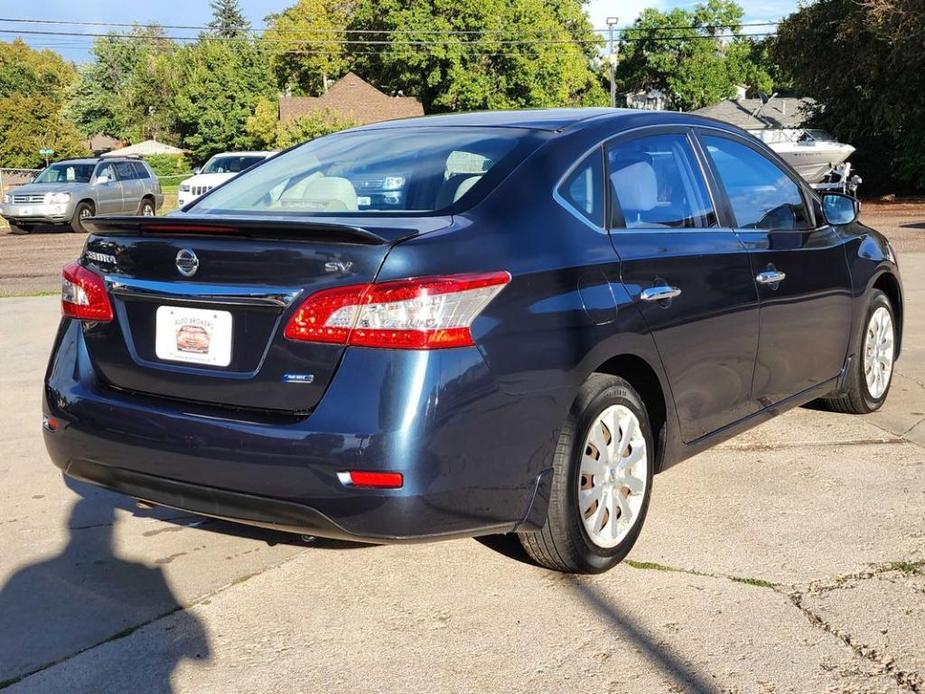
[787,589,923,693]
[718,437,904,451]
[0,550,305,690]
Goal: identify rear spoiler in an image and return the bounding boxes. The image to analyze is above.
[84,215,388,245]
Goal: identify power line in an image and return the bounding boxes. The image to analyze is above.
[0,15,781,36]
[0,27,776,47]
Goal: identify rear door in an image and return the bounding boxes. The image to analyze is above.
[92,162,123,214]
[113,161,142,213]
[696,131,853,405]
[608,128,760,442]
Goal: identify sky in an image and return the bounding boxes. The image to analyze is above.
[4,0,801,63]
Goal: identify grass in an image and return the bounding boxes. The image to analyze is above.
[625,559,778,589]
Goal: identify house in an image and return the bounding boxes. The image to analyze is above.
[693,97,816,129]
[87,134,125,156]
[101,140,187,158]
[278,72,424,126]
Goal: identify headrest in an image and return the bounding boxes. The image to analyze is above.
[436,174,481,209]
[611,160,658,213]
[299,176,358,212]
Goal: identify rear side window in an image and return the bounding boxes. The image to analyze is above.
[113,162,135,180]
[190,127,537,215]
[607,133,716,229]
[558,150,604,227]
[701,135,811,230]
[132,162,151,179]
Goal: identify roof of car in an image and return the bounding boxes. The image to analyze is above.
[348,108,746,135]
[52,157,147,165]
[208,151,277,157]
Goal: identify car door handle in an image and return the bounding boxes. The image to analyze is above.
[756,270,787,285]
[640,285,682,302]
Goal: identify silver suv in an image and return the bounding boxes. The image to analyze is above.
[1,157,163,234]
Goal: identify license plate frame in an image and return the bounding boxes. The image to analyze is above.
[155,305,233,367]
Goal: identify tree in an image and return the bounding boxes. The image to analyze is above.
[173,40,275,162]
[773,0,925,191]
[616,1,775,111]
[0,40,86,168]
[0,39,75,99]
[67,26,180,143]
[276,108,358,148]
[348,0,606,112]
[0,93,87,168]
[262,0,353,96]
[207,0,251,39]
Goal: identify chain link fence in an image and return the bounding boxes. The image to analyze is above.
[0,168,42,197]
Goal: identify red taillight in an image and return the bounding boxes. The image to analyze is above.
[62,261,113,322]
[340,471,404,489]
[284,271,511,350]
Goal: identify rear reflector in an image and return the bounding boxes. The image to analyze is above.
[284,271,510,349]
[62,261,113,322]
[338,471,404,489]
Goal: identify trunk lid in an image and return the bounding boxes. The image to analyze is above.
[79,214,448,413]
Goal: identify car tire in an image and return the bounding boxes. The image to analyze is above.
[138,198,155,217]
[518,373,654,574]
[8,223,32,235]
[822,289,896,414]
[70,201,94,233]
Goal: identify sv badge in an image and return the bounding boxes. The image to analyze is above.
[325,261,354,273]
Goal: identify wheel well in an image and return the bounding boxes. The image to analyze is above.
[78,199,95,213]
[594,354,668,471]
[873,272,903,357]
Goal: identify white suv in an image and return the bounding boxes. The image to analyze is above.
[178,151,275,207]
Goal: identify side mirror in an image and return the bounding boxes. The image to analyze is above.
[822,193,859,226]
[95,175,110,185]
[193,167,201,175]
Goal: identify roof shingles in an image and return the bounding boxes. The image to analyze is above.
[278,72,424,125]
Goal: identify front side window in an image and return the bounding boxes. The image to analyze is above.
[94,163,117,181]
[558,150,604,226]
[190,127,535,215]
[33,163,94,184]
[607,133,716,229]
[701,135,811,230]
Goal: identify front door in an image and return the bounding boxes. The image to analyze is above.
[92,162,123,215]
[696,131,853,406]
[607,129,760,443]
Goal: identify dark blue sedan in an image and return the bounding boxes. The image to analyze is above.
[43,109,903,573]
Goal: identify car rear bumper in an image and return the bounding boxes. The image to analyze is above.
[43,318,556,542]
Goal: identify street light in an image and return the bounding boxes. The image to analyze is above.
[606,16,619,108]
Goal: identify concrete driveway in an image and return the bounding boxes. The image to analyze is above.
[0,256,922,693]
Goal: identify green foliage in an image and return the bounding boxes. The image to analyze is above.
[0,93,88,168]
[144,153,189,177]
[0,40,86,168]
[263,0,353,96]
[66,26,180,143]
[276,108,359,148]
[617,1,776,111]
[245,96,282,150]
[207,0,251,38]
[0,39,75,98]
[348,0,607,112]
[773,0,925,191]
[173,40,275,163]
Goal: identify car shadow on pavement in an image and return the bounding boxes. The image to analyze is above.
[0,488,211,690]
[477,535,714,692]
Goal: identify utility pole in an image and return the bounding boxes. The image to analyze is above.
[606,16,619,108]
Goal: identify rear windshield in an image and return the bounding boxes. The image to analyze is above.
[34,163,94,184]
[190,127,535,216]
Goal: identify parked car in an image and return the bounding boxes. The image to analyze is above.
[177,151,275,207]
[0,157,162,234]
[43,109,902,574]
